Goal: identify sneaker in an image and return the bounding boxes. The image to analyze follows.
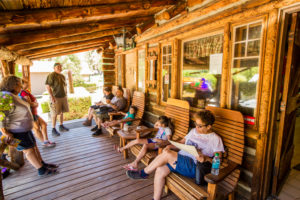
[126,170,148,180]
[38,167,59,177]
[83,119,92,126]
[59,125,69,132]
[52,128,60,137]
[42,141,56,148]
[92,129,102,137]
[90,125,98,132]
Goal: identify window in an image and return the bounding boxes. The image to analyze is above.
[231,22,262,117]
[182,33,223,108]
[162,45,172,102]
[138,49,145,92]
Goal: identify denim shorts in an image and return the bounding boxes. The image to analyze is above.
[12,131,36,151]
[167,154,197,178]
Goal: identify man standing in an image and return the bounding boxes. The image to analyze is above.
[45,63,69,136]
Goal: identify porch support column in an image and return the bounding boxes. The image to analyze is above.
[67,70,74,94]
[251,9,279,200]
[1,60,9,77]
[22,65,31,90]
[7,61,15,75]
[101,48,115,88]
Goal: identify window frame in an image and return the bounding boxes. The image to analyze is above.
[229,19,266,128]
[137,48,146,92]
[161,43,173,105]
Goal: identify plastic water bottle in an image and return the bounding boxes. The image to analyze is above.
[211,153,220,175]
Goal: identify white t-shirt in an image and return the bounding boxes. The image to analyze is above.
[179,128,225,163]
[154,127,172,140]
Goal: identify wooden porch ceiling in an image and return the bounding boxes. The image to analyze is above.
[0,0,182,60]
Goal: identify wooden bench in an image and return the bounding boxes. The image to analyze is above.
[130,98,190,166]
[165,106,245,200]
[106,91,145,137]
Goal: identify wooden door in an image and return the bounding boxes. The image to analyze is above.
[272,12,300,195]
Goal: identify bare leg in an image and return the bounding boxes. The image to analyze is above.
[38,116,49,141]
[33,122,44,142]
[144,150,178,175]
[88,108,95,121]
[60,113,64,125]
[129,143,156,168]
[153,166,171,200]
[52,114,57,129]
[23,148,42,169]
[119,138,148,152]
[33,145,43,163]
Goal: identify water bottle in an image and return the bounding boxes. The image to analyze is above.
[211,153,220,176]
[123,123,129,131]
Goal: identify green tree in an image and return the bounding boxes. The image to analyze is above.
[54,54,82,81]
[85,50,101,73]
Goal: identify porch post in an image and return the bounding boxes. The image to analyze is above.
[1,60,10,77]
[67,70,74,94]
[22,65,31,90]
[7,61,15,75]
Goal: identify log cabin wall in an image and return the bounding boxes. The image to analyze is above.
[102,49,115,88]
[115,1,300,199]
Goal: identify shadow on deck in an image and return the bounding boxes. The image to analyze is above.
[3,123,179,200]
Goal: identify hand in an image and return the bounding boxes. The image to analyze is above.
[163,145,171,152]
[106,99,111,104]
[3,132,13,144]
[196,154,205,163]
[51,96,56,104]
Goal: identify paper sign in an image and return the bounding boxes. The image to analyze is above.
[169,140,199,157]
[209,53,223,74]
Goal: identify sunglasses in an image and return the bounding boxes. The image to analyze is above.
[194,122,208,128]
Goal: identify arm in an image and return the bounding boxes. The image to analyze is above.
[23,96,38,108]
[46,85,56,103]
[164,138,186,151]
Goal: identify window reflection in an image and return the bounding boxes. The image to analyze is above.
[182,34,223,108]
[231,22,262,117]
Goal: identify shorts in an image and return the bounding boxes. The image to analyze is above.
[96,112,110,121]
[147,139,160,150]
[90,105,100,109]
[167,154,197,178]
[11,131,36,151]
[50,97,69,116]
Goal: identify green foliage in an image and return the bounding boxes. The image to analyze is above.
[73,80,97,93]
[85,50,101,72]
[64,97,91,121]
[41,102,50,113]
[15,65,22,78]
[0,92,14,121]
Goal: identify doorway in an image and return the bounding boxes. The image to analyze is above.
[271,11,300,198]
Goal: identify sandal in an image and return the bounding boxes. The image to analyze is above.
[38,167,59,177]
[114,144,122,153]
[122,164,138,171]
[44,162,59,168]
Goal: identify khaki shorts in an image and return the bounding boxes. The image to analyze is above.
[50,97,69,116]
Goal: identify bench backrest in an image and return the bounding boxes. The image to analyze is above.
[206,106,245,165]
[131,91,145,126]
[166,98,190,141]
[112,85,131,112]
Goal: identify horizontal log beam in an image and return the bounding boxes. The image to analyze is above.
[9,29,124,52]
[0,16,152,46]
[20,36,113,56]
[26,42,108,58]
[0,0,176,31]
[30,45,105,60]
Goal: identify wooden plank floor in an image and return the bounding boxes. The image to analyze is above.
[3,125,179,200]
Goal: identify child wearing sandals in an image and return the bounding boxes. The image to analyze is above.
[20,79,56,148]
[102,106,138,128]
[115,116,173,170]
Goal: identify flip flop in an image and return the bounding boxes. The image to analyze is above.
[122,164,138,171]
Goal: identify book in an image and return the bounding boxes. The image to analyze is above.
[169,140,199,157]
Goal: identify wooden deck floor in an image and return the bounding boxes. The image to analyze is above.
[3,125,179,200]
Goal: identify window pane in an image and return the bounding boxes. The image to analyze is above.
[249,23,262,40]
[182,34,223,108]
[231,61,259,116]
[138,50,145,92]
[247,40,260,56]
[235,26,247,41]
[234,42,246,57]
[162,45,172,102]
